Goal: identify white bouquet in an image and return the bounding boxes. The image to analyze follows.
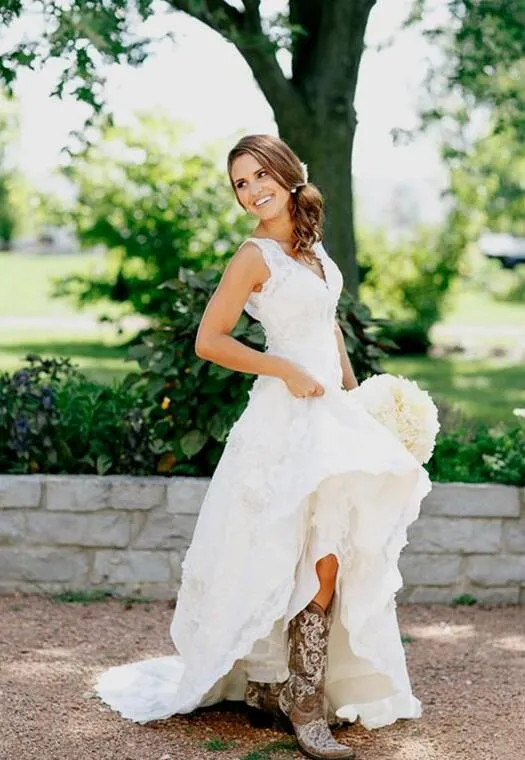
[350,373,440,464]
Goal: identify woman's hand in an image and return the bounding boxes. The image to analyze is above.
[282,363,325,398]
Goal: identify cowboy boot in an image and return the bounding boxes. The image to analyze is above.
[278,600,355,760]
[245,679,343,732]
[244,680,293,731]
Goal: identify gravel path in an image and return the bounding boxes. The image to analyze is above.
[1,595,524,760]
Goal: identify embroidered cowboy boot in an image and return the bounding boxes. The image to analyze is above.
[278,600,355,760]
[245,679,343,732]
[245,680,292,731]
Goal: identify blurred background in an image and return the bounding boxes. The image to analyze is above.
[0,0,523,480]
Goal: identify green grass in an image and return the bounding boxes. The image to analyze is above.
[240,739,298,760]
[202,738,237,752]
[51,589,113,604]
[0,252,122,318]
[443,289,525,326]
[383,356,524,426]
[0,330,133,383]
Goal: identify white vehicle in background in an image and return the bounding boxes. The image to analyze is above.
[479,233,525,269]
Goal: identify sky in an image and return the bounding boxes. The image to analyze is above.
[6,0,449,189]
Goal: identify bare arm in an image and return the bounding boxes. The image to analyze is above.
[195,242,290,378]
[195,243,325,398]
[334,322,359,390]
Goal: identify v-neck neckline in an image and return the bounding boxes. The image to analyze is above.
[252,237,329,289]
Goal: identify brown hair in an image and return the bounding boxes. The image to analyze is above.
[227,134,324,259]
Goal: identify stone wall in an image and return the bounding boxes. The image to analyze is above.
[0,476,524,604]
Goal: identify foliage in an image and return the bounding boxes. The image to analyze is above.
[407,0,525,138]
[427,419,525,486]
[0,355,161,475]
[123,265,389,477]
[405,2,525,268]
[52,115,251,318]
[0,90,19,249]
[358,225,458,353]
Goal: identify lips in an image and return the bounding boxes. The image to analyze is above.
[253,195,273,208]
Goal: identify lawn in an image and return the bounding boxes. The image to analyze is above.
[442,289,525,326]
[0,252,122,318]
[0,329,134,384]
[383,356,524,426]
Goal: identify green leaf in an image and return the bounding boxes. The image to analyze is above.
[180,429,207,458]
[96,454,113,475]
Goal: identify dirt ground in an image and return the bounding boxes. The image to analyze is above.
[0,595,524,760]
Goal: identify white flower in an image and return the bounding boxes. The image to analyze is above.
[513,408,525,418]
[351,373,440,464]
[300,161,309,184]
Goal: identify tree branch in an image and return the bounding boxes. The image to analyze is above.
[166,0,308,129]
[165,0,244,37]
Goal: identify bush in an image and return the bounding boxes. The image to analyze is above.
[358,226,457,354]
[52,115,252,319]
[124,266,390,477]
[0,355,162,475]
[428,419,525,486]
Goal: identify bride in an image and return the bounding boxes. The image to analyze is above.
[96,134,431,760]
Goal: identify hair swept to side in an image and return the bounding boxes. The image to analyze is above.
[227,134,324,259]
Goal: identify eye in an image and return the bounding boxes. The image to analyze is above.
[258,170,267,178]
[235,180,246,189]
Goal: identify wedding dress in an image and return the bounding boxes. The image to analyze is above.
[95,237,432,731]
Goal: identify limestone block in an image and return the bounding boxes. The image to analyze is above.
[0,512,24,544]
[166,477,210,515]
[133,510,197,550]
[0,475,42,508]
[26,512,131,547]
[108,477,166,510]
[407,586,458,604]
[407,516,502,553]
[502,519,525,553]
[423,483,520,518]
[466,555,525,586]
[470,586,520,605]
[0,547,88,582]
[92,550,171,584]
[45,476,109,511]
[399,553,461,586]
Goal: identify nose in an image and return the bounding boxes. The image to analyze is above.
[248,177,264,200]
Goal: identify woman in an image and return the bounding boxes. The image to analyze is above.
[96,135,431,760]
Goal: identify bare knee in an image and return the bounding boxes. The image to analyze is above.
[315,553,339,584]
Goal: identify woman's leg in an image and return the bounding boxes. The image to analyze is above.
[313,553,339,611]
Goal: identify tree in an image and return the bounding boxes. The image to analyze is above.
[404,1,525,259]
[0,1,378,295]
[0,92,18,250]
[407,0,524,138]
[52,114,252,318]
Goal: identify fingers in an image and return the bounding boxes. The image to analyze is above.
[296,383,325,398]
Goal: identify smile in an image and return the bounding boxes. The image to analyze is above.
[254,195,273,207]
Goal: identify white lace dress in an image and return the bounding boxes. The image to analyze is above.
[95,237,432,730]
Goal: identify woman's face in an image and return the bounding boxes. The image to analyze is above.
[230,153,291,221]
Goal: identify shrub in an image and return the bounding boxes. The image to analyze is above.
[52,115,252,319]
[427,419,525,486]
[0,355,161,475]
[358,226,458,354]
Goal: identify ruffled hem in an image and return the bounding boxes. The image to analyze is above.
[95,382,431,728]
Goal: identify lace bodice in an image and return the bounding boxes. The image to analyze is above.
[243,238,344,389]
